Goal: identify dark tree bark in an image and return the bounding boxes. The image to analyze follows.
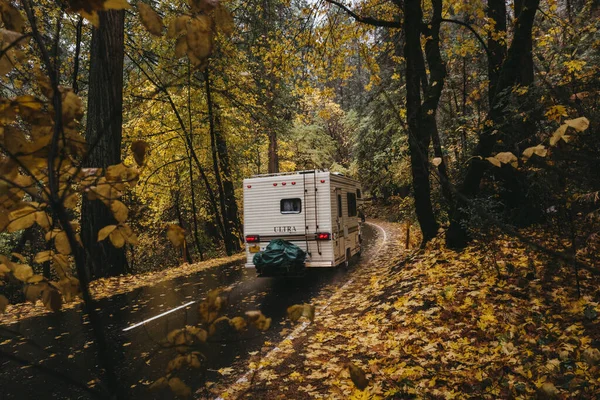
[446,0,540,248]
[422,0,453,204]
[80,10,127,278]
[204,70,241,255]
[267,127,279,173]
[404,0,439,243]
[487,0,507,105]
[513,0,535,86]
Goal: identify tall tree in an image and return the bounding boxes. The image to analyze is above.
[403,0,440,242]
[80,10,127,277]
[446,0,541,248]
[487,0,507,105]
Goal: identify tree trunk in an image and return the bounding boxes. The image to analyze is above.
[204,70,239,255]
[422,0,453,204]
[487,0,507,105]
[268,127,279,173]
[404,0,439,243]
[80,10,127,278]
[513,0,534,86]
[446,0,540,248]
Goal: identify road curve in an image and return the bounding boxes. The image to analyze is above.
[0,222,385,399]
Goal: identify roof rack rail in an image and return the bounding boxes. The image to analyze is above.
[250,169,328,178]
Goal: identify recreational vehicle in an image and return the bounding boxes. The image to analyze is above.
[243,170,362,275]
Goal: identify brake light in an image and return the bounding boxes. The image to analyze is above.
[317,232,330,240]
[246,235,260,243]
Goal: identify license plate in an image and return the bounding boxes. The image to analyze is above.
[249,245,260,253]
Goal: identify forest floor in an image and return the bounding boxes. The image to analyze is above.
[0,253,244,325]
[212,220,600,399]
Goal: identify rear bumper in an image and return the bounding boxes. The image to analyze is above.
[245,261,334,268]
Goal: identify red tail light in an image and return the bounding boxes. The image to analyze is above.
[317,232,331,240]
[246,235,260,243]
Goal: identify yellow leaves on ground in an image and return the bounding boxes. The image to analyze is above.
[198,288,227,323]
[216,221,600,399]
[137,3,163,36]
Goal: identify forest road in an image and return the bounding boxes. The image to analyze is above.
[0,223,383,399]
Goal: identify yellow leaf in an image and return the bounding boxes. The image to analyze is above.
[7,205,36,232]
[0,294,8,313]
[550,124,568,146]
[214,4,234,36]
[42,287,63,312]
[130,140,150,166]
[103,0,132,11]
[13,264,33,282]
[137,3,163,36]
[0,2,25,33]
[109,229,126,248]
[168,377,191,399]
[55,231,72,255]
[432,157,442,167]
[110,200,128,223]
[495,151,518,166]
[167,224,186,247]
[149,377,168,391]
[564,117,589,132]
[98,225,117,242]
[15,95,43,111]
[348,363,369,390]
[486,157,501,168]
[522,144,547,160]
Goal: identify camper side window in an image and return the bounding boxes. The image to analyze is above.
[337,194,342,218]
[281,198,301,214]
[347,193,357,217]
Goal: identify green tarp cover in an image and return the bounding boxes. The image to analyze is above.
[253,239,306,269]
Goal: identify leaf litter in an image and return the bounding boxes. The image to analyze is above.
[212,221,600,399]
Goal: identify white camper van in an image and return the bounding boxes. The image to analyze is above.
[243,170,362,275]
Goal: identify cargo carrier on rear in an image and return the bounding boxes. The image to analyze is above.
[243,170,362,276]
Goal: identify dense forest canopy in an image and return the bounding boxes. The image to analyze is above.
[0,0,599,397]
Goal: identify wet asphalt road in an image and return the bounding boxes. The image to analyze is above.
[0,223,380,399]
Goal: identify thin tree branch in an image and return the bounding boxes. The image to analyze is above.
[324,0,401,28]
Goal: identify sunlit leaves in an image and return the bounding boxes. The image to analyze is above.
[486,152,517,168]
[550,117,589,146]
[137,3,163,36]
[522,144,547,161]
[12,263,33,282]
